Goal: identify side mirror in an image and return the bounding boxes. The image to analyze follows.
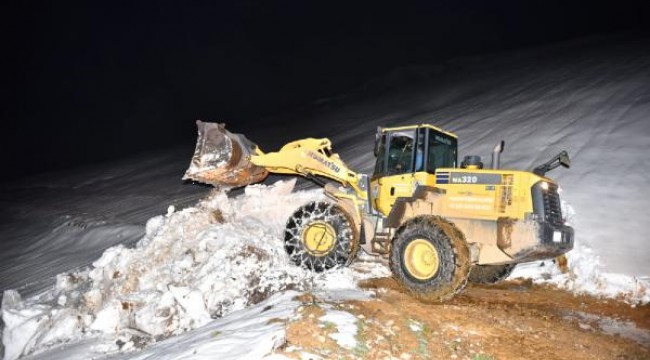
[559,151,571,168]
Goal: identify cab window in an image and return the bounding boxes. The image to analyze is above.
[387,130,415,175]
[427,130,457,172]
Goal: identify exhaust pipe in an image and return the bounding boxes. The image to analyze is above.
[491,140,505,169]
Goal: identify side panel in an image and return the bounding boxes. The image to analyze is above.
[433,168,541,221]
[374,169,541,221]
[380,169,555,264]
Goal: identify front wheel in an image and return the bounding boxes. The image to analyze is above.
[390,216,470,302]
[284,201,358,272]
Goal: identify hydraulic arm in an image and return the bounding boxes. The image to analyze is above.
[183,121,367,198]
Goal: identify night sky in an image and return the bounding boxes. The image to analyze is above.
[2,0,648,178]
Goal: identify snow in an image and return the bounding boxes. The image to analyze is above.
[110,291,299,360]
[11,291,301,360]
[2,35,650,359]
[509,199,650,304]
[319,310,358,349]
[563,310,650,346]
[311,252,391,302]
[408,320,423,333]
[0,149,207,296]
[1,180,385,360]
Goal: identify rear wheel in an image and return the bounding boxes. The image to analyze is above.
[390,216,470,302]
[468,264,515,284]
[284,201,357,272]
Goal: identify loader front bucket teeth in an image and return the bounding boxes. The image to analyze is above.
[183,121,268,188]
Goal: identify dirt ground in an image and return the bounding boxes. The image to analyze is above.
[278,278,650,360]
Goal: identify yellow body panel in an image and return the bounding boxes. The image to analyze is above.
[371,168,547,221]
[370,168,560,265]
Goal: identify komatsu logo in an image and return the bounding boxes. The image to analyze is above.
[434,134,452,145]
[309,151,341,173]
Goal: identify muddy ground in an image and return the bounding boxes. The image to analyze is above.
[278,278,650,360]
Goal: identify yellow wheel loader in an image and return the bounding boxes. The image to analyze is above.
[184,121,574,301]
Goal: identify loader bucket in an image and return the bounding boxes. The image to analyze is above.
[183,121,268,188]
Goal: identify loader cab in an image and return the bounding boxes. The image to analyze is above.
[371,125,458,215]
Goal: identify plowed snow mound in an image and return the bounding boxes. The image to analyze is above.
[509,199,650,304]
[1,180,390,360]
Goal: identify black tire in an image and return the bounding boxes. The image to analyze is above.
[284,201,357,272]
[390,215,470,302]
[468,264,515,284]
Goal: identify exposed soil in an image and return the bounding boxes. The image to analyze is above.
[279,278,650,360]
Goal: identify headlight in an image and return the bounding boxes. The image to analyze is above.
[540,181,549,191]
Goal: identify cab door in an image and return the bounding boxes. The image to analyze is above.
[371,129,420,215]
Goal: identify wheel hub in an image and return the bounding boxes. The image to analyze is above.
[301,221,336,256]
[404,239,440,280]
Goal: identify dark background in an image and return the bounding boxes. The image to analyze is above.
[2,0,649,178]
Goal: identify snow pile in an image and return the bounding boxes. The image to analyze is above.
[511,198,650,304]
[512,243,650,305]
[1,180,345,360]
[109,291,302,360]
